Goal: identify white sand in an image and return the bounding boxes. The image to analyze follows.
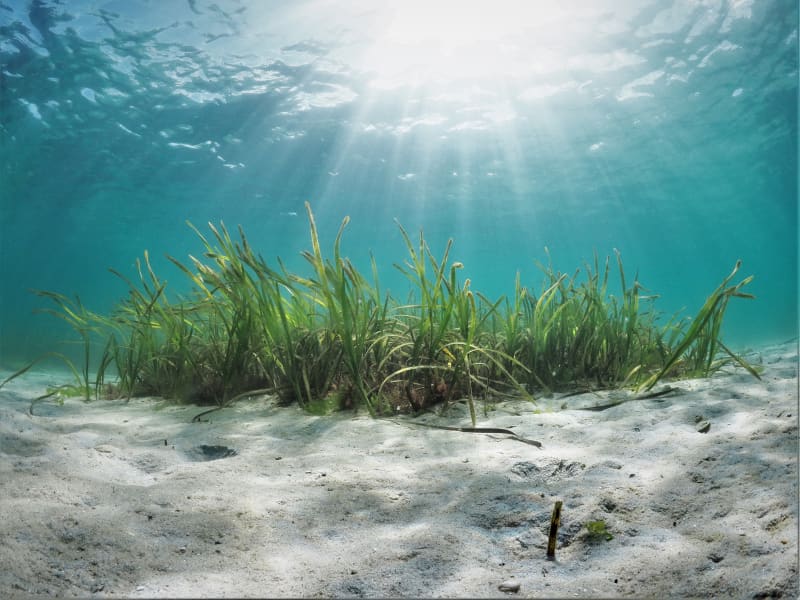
[1,341,797,599]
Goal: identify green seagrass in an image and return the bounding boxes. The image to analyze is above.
[0,202,760,424]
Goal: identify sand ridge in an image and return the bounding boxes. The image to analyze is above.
[0,341,797,598]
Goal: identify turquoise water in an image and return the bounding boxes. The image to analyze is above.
[1,0,797,368]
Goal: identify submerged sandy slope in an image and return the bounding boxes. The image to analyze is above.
[0,341,797,599]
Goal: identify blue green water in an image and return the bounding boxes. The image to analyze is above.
[1,0,797,369]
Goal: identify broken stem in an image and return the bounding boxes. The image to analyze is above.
[547,500,563,560]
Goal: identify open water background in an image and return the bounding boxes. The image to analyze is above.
[1,0,797,368]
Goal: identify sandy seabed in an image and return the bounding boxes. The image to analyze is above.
[0,341,797,599]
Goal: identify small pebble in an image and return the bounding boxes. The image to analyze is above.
[499,580,520,593]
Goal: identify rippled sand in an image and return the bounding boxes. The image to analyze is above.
[1,341,797,598]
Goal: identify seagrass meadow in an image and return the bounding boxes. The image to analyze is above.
[1,202,761,422]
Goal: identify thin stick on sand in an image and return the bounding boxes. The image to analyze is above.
[547,500,563,560]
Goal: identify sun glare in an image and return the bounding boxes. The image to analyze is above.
[384,0,523,46]
[361,0,567,88]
